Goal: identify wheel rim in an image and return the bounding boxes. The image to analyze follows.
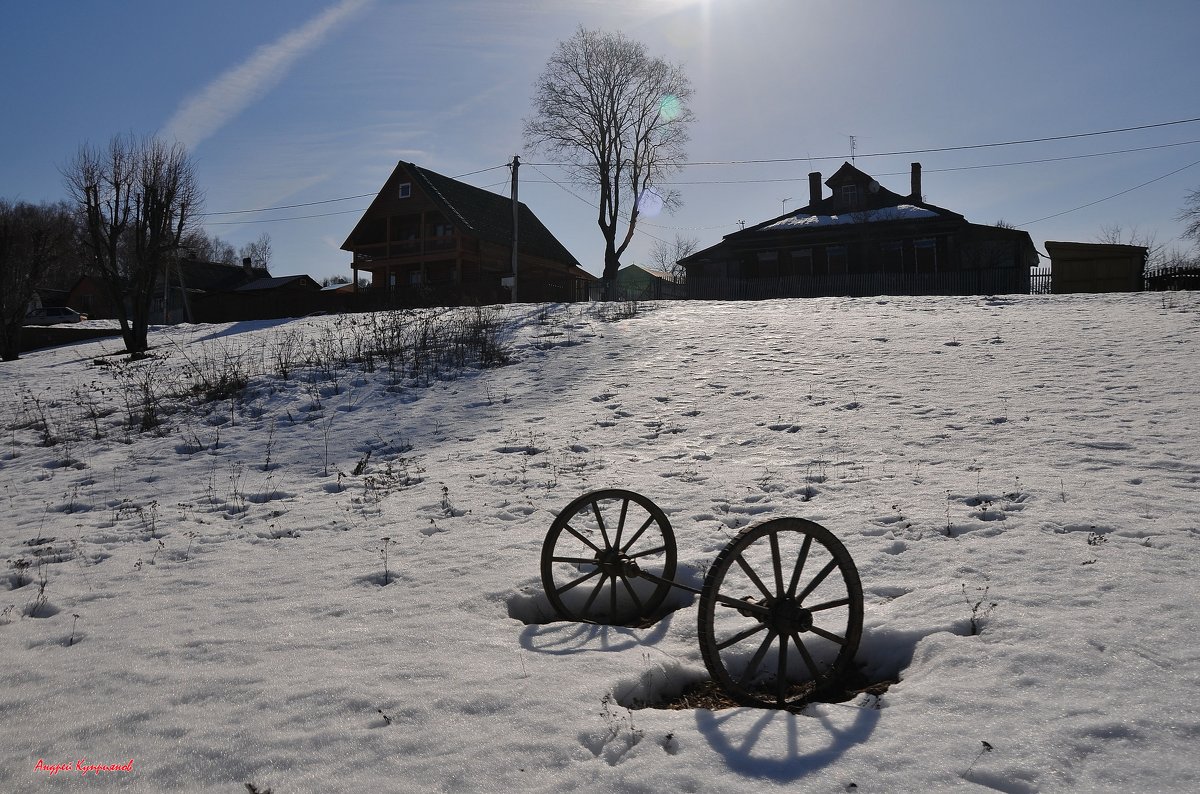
[541,489,677,625]
[698,517,863,709]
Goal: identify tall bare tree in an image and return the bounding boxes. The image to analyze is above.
[525,27,694,292]
[649,234,698,283]
[0,200,77,361]
[64,134,201,355]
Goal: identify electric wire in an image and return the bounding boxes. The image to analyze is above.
[197,116,1200,227]
[1014,157,1200,227]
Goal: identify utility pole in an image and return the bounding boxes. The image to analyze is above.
[510,155,520,303]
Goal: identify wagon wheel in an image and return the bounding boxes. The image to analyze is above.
[541,489,677,626]
[697,517,863,709]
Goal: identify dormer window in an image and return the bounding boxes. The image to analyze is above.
[398,182,412,199]
[840,184,859,209]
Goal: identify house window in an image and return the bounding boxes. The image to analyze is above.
[409,271,422,285]
[881,241,904,272]
[827,245,848,275]
[841,185,859,209]
[915,238,937,273]
[787,248,813,277]
[753,250,778,278]
[398,182,412,199]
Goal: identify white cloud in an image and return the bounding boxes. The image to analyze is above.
[164,0,371,150]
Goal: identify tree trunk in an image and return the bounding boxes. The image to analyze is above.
[0,321,20,361]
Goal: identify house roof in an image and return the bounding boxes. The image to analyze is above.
[617,264,673,282]
[762,204,940,231]
[233,274,321,292]
[342,161,581,268]
[681,162,977,264]
[176,260,272,292]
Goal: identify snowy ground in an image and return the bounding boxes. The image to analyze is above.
[2,293,1199,792]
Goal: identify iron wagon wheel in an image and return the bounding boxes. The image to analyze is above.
[697,517,863,709]
[540,489,678,626]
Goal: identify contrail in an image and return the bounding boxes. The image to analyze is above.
[164,0,371,150]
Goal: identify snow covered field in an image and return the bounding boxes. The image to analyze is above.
[2,293,1199,792]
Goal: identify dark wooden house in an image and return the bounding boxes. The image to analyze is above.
[341,161,594,305]
[682,162,1038,299]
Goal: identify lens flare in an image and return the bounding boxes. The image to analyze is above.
[639,187,664,217]
[658,94,683,122]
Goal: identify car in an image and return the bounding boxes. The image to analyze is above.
[25,306,88,325]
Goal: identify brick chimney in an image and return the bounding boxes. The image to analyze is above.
[910,162,922,201]
[242,256,253,276]
[808,172,822,206]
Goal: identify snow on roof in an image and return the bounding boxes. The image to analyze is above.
[764,204,938,230]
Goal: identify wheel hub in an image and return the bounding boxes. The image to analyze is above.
[596,548,638,578]
[766,598,813,634]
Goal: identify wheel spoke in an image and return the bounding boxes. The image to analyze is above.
[776,633,789,705]
[787,535,812,598]
[716,622,769,650]
[769,531,784,597]
[582,572,609,614]
[613,498,629,551]
[609,571,618,616]
[591,500,612,550]
[809,625,847,645]
[735,554,775,602]
[738,630,777,686]
[555,567,600,596]
[620,515,657,553]
[791,632,821,679]
[797,558,840,602]
[807,597,851,612]
[619,574,645,615]
[563,523,602,554]
[627,544,667,560]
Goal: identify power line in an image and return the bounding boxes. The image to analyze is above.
[527,164,671,245]
[200,164,509,217]
[618,139,1200,186]
[1015,157,1200,228]
[200,193,374,217]
[207,206,369,225]
[528,115,1200,169]
[195,116,1200,228]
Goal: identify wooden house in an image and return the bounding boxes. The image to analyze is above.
[682,162,1038,299]
[341,162,595,305]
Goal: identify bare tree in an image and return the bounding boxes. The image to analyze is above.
[239,232,272,271]
[649,234,698,283]
[525,27,694,292]
[64,134,201,355]
[1096,223,1164,268]
[1179,188,1200,249]
[0,200,77,361]
[182,229,236,265]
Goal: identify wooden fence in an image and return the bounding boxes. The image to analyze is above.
[686,268,1032,301]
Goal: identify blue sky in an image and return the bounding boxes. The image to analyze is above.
[3,0,1199,282]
